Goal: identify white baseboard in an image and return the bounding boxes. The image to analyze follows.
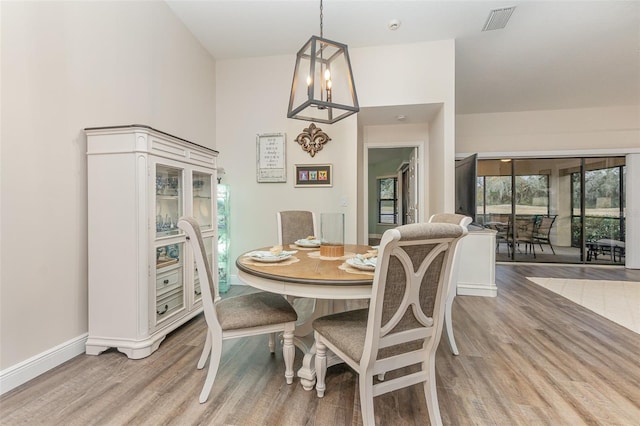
[457,282,498,297]
[0,333,88,395]
[230,274,245,286]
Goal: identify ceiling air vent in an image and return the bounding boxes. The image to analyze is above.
[482,6,516,31]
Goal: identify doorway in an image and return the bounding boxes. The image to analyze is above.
[363,143,423,245]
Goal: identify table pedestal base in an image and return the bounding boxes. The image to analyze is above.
[289,297,347,390]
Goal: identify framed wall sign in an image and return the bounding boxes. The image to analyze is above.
[256,133,286,183]
[295,164,333,187]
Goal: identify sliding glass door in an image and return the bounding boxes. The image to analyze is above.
[577,157,626,264]
[476,156,625,265]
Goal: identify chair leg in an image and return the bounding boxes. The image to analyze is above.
[269,333,276,353]
[548,240,556,255]
[358,373,375,426]
[315,335,327,397]
[283,324,295,385]
[199,332,222,403]
[444,288,459,355]
[423,355,443,426]
[197,331,212,369]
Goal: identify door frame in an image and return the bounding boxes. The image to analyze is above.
[362,141,425,244]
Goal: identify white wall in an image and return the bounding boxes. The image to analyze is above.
[354,41,455,218]
[0,1,216,373]
[216,40,455,280]
[456,105,640,155]
[215,54,358,272]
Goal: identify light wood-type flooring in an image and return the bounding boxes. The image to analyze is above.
[2,264,640,425]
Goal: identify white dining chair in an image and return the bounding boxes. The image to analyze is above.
[178,217,298,403]
[428,213,472,356]
[276,210,319,340]
[277,210,317,245]
[313,222,467,426]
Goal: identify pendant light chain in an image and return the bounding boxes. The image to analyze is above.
[320,0,324,39]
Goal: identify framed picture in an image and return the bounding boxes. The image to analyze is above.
[295,164,333,187]
[256,133,286,183]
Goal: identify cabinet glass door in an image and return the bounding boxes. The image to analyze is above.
[155,242,184,323]
[156,165,183,237]
[193,172,213,230]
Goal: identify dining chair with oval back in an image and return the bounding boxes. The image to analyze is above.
[277,210,317,246]
[428,213,472,356]
[178,217,298,403]
[276,210,319,350]
[312,222,468,426]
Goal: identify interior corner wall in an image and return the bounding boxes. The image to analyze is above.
[356,126,365,242]
[428,105,452,215]
[625,153,640,269]
[0,1,216,373]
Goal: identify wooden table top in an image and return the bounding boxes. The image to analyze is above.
[236,244,374,286]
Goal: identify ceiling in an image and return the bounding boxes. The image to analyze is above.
[166,0,640,117]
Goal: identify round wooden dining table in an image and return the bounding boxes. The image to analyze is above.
[236,244,375,390]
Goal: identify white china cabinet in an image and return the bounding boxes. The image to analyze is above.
[85,125,218,359]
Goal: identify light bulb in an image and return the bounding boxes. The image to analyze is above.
[306,75,312,86]
[327,80,332,89]
[324,69,331,81]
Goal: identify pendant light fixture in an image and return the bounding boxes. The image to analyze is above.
[287,0,359,124]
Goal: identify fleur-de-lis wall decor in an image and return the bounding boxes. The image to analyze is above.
[295,123,331,157]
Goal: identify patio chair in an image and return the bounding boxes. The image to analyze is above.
[515,217,536,258]
[533,215,557,254]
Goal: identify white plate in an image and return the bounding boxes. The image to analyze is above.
[247,250,297,263]
[295,239,321,248]
[250,253,292,263]
[346,257,376,271]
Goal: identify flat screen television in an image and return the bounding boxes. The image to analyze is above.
[455,154,477,222]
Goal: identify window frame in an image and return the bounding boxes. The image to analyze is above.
[377,175,398,225]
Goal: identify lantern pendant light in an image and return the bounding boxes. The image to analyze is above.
[287,0,359,124]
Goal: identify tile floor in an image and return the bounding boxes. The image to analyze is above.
[527,277,640,334]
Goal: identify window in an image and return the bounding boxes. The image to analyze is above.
[378,177,397,224]
[514,173,549,216]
